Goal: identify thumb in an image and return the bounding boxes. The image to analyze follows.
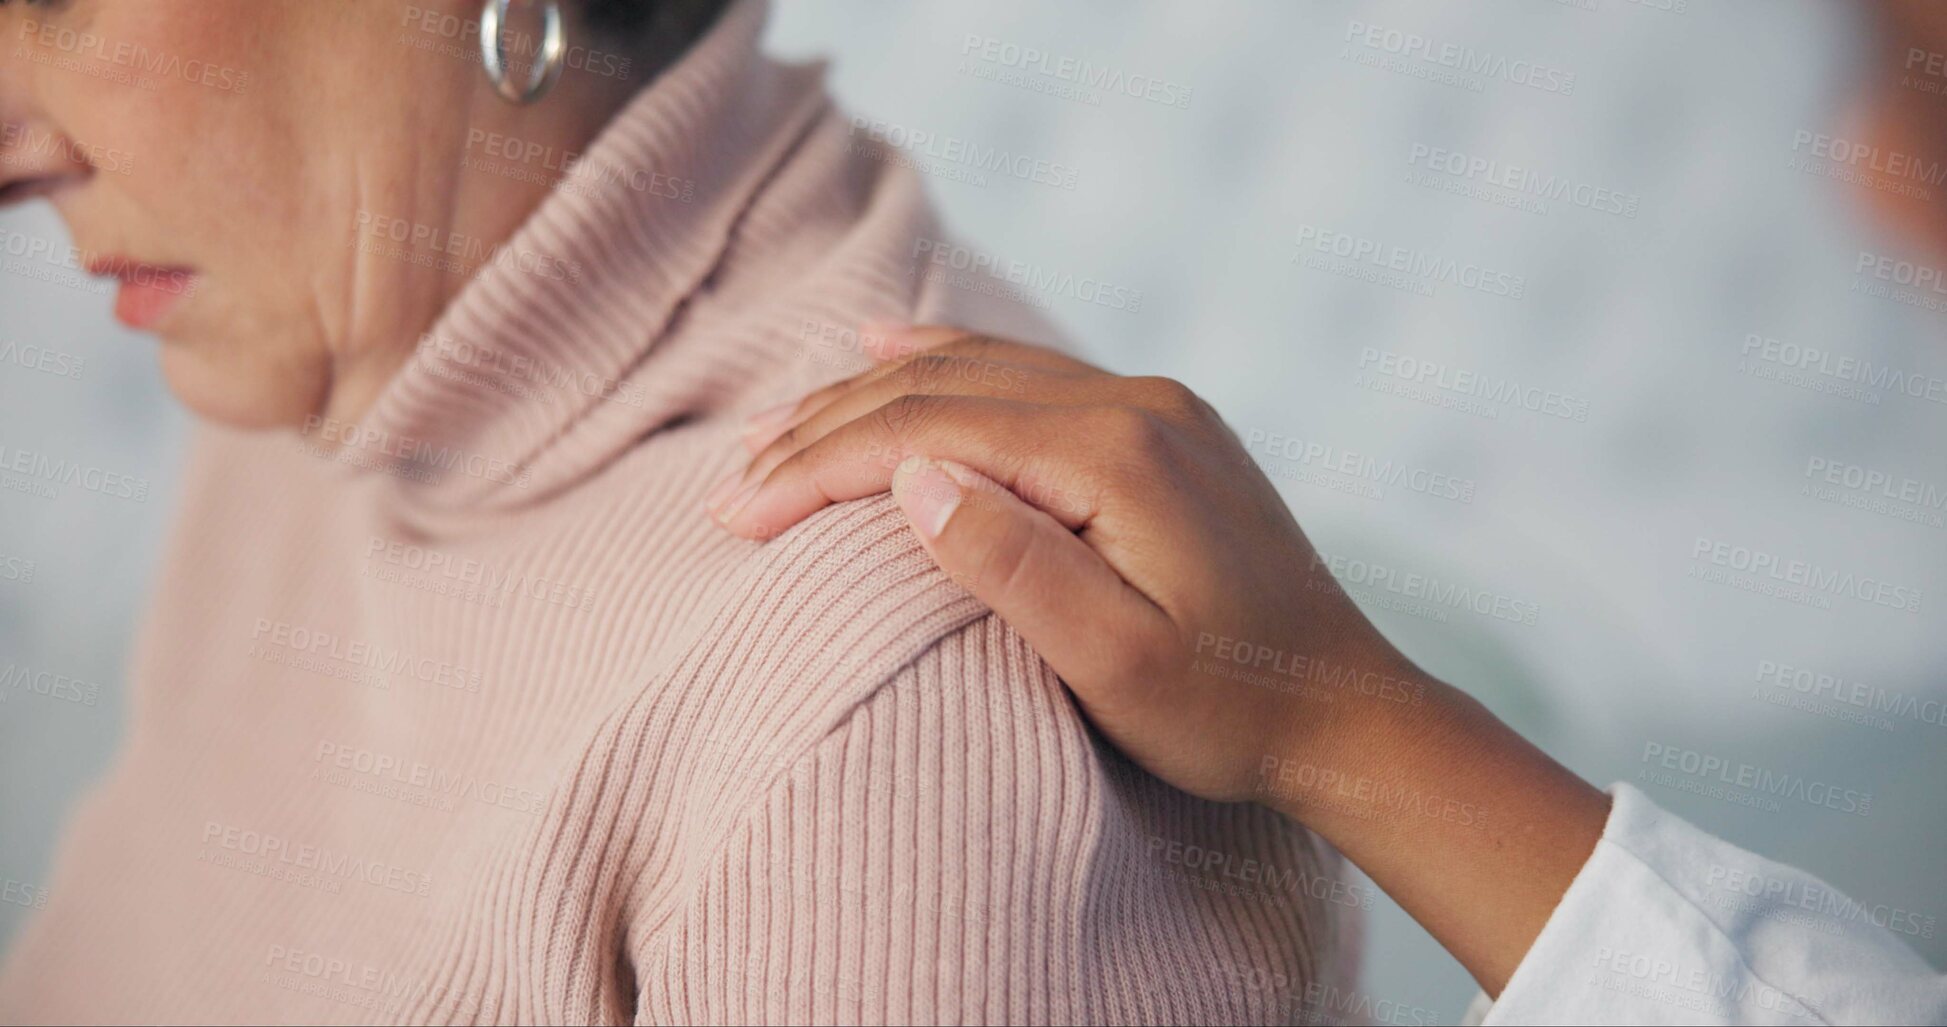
[890,456,1168,689]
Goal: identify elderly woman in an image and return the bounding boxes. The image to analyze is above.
[0,0,1343,1023]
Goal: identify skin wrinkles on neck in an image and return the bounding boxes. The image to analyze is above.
[312,15,665,434]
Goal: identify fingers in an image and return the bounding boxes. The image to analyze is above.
[742,325,1100,453]
[712,395,1104,540]
[857,323,959,363]
[735,324,958,454]
[890,456,1170,689]
[739,353,1112,486]
[864,324,1102,374]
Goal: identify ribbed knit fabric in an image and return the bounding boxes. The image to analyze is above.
[0,3,1347,1023]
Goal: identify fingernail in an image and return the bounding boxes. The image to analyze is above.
[892,456,962,540]
[705,470,743,513]
[716,480,761,525]
[741,399,799,440]
[741,406,798,454]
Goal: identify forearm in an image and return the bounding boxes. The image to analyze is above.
[1258,673,1610,996]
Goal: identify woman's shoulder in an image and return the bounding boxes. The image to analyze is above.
[619,491,1354,1012]
[678,490,998,720]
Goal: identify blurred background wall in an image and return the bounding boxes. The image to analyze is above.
[4,0,1943,1019]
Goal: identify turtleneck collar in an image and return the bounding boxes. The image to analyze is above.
[333,0,832,513]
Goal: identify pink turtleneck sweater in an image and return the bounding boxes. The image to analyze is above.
[0,4,1346,1023]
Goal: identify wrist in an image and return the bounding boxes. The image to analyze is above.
[1255,661,1611,996]
[1252,658,1471,838]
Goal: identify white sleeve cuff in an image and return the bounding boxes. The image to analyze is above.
[1476,783,1944,1025]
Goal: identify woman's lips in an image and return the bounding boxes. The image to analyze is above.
[84,257,199,331]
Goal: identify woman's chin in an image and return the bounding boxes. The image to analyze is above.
[157,341,326,431]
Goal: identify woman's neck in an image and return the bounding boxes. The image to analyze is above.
[318,24,667,430]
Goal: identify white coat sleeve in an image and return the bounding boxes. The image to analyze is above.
[1474,783,1945,1025]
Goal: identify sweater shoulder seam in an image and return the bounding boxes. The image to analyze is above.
[623,611,1010,978]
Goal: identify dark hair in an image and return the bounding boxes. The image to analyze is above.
[585,0,732,44]
[584,0,656,34]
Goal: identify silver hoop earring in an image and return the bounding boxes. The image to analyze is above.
[480,0,567,105]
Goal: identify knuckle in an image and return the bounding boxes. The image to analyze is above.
[897,353,958,393]
[1129,375,1209,423]
[1082,407,1183,506]
[872,392,939,443]
[773,422,808,453]
[805,421,890,475]
[851,431,904,473]
[1096,405,1175,460]
[1011,455,1090,525]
